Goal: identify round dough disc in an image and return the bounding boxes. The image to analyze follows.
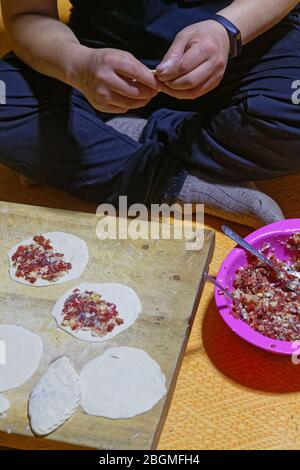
[52,283,141,342]
[80,347,166,419]
[0,325,43,392]
[8,232,89,287]
[0,394,10,418]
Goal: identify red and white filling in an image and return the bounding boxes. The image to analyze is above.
[61,289,124,337]
[11,235,72,284]
[231,233,300,342]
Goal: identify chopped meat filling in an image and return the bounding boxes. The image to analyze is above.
[12,235,72,284]
[232,233,300,342]
[61,289,124,337]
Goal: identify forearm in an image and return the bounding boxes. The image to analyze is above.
[219,0,299,44]
[2,1,160,113]
[3,12,87,87]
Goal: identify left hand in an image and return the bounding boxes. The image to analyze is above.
[156,20,231,100]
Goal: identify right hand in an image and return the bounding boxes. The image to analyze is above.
[74,47,160,113]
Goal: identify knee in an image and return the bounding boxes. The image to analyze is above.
[245,94,300,172]
[208,93,300,178]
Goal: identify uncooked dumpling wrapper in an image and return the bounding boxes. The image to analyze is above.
[8,231,89,287]
[52,283,141,342]
[0,325,43,392]
[0,394,10,418]
[28,356,81,436]
[80,347,166,419]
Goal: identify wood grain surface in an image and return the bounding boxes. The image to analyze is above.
[0,201,215,450]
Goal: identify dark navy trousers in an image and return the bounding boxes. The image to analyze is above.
[1,10,300,205]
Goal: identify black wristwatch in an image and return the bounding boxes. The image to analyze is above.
[209,14,242,59]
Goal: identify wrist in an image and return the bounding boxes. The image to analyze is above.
[209,14,242,58]
[204,19,231,57]
[61,43,92,89]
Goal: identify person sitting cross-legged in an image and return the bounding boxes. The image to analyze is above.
[1,0,300,227]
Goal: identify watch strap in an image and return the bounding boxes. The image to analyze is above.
[209,14,242,59]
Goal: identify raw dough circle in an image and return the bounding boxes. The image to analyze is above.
[0,394,10,418]
[8,232,89,287]
[80,347,166,419]
[52,283,141,342]
[0,325,43,392]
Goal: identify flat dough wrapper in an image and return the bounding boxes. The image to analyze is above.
[0,325,43,392]
[28,356,81,436]
[52,283,141,342]
[0,394,10,418]
[8,231,89,287]
[80,347,166,419]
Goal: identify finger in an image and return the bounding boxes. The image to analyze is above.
[115,55,159,90]
[106,90,151,110]
[163,74,221,100]
[91,101,129,114]
[156,33,188,74]
[158,41,208,82]
[103,104,129,114]
[165,60,212,90]
[110,74,158,100]
[156,55,182,76]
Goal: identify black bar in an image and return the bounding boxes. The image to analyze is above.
[1,450,300,467]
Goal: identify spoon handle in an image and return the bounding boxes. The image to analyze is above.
[221,225,279,273]
[205,273,234,300]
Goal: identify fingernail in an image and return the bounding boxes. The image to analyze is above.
[156,60,171,73]
[157,56,180,73]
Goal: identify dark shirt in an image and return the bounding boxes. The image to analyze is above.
[69,0,233,65]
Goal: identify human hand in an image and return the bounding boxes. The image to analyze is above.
[75,47,161,113]
[156,20,230,100]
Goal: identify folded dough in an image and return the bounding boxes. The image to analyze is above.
[28,357,81,436]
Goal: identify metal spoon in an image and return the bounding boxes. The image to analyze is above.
[222,225,300,293]
[205,273,234,300]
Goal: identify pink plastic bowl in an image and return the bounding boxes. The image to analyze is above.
[215,219,300,355]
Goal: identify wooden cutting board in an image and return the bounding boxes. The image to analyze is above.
[0,201,215,450]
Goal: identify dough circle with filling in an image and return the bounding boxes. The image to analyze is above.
[52,283,141,342]
[8,232,89,287]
